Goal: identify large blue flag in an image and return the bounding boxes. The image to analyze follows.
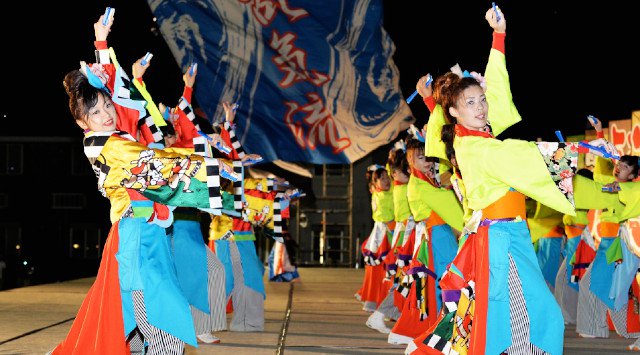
[148,0,413,163]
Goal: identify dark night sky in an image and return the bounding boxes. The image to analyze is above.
[2,1,640,143]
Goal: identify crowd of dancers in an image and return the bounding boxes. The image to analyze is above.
[355,5,640,355]
[50,8,300,355]
[46,4,640,355]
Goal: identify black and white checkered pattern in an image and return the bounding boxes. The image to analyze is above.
[224,121,245,158]
[415,277,424,319]
[273,192,284,237]
[233,160,244,213]
[193,136,223,209]
[178,97,201,131]
[144,113,165,144]
[425,333,454,354]
[83,131,119,161]
[193,136,212,157]
[204,159,222,209]
[107,62,136,107]
[126,329,145,354]
[397,282,410,298]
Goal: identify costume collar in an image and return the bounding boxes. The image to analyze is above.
[411,167,439,187]
[454,124,494,138]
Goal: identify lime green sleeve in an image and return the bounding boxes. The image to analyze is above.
[393,184,411,222]
[484,48,521,136]
[593,156,615,184]
[563,209,589,226]
[532,201,564,219]
[372,190,394,222]
[424,49,521,160]
[528,201,564,243]
[408,175,463,230]
[458,137,576,216]
[573,175,619,210]
[424,105,448,161]
[618,181,640,221]
[427,186,464,232]
[528,218,563,244]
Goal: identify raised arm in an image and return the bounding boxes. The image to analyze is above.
[485,5,506,36]
[483,4,522,136]
[94,10,113,43]
[167,64,201,148]
[416,74,435,112]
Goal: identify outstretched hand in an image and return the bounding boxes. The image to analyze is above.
[587,115,603,132]
[602,181,621,192]
[241,153,263,166]
[485,5,506,33]
[219,161,237,180]
[206,133,228,150]
[587,138,618,159]
[223,101,237,124]
[416,74,433,99]
[132,54,151,79]
[183,64,197,88]
[94,12,114,42]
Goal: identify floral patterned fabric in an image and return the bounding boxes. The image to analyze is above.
[535,142,580,205]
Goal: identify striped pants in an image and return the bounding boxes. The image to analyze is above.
[129,290,184,355]
[576,263,640,338]
[228,241,265,332]
[610,303,640,338]
[192,247,228,334]
[127,329,145,354]
[554,259,578,325]
[505,256,548,355]
[576,264,610,337]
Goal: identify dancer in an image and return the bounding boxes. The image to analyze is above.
[365,142,409,333]
[553,168,593,325]
[406,9,616,354]
[52,11,239,354]
[388,129,463,345]
[574,154,640,339]
[360,164,396,314]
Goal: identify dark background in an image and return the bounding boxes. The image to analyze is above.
[1,1,640,289]
[2,1,640,140]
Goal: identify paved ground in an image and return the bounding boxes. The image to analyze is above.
[0,268,634,354]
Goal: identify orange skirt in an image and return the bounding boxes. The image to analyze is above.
[390,281,433,338]
[360,263,389,305]
[53,222,129,355]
